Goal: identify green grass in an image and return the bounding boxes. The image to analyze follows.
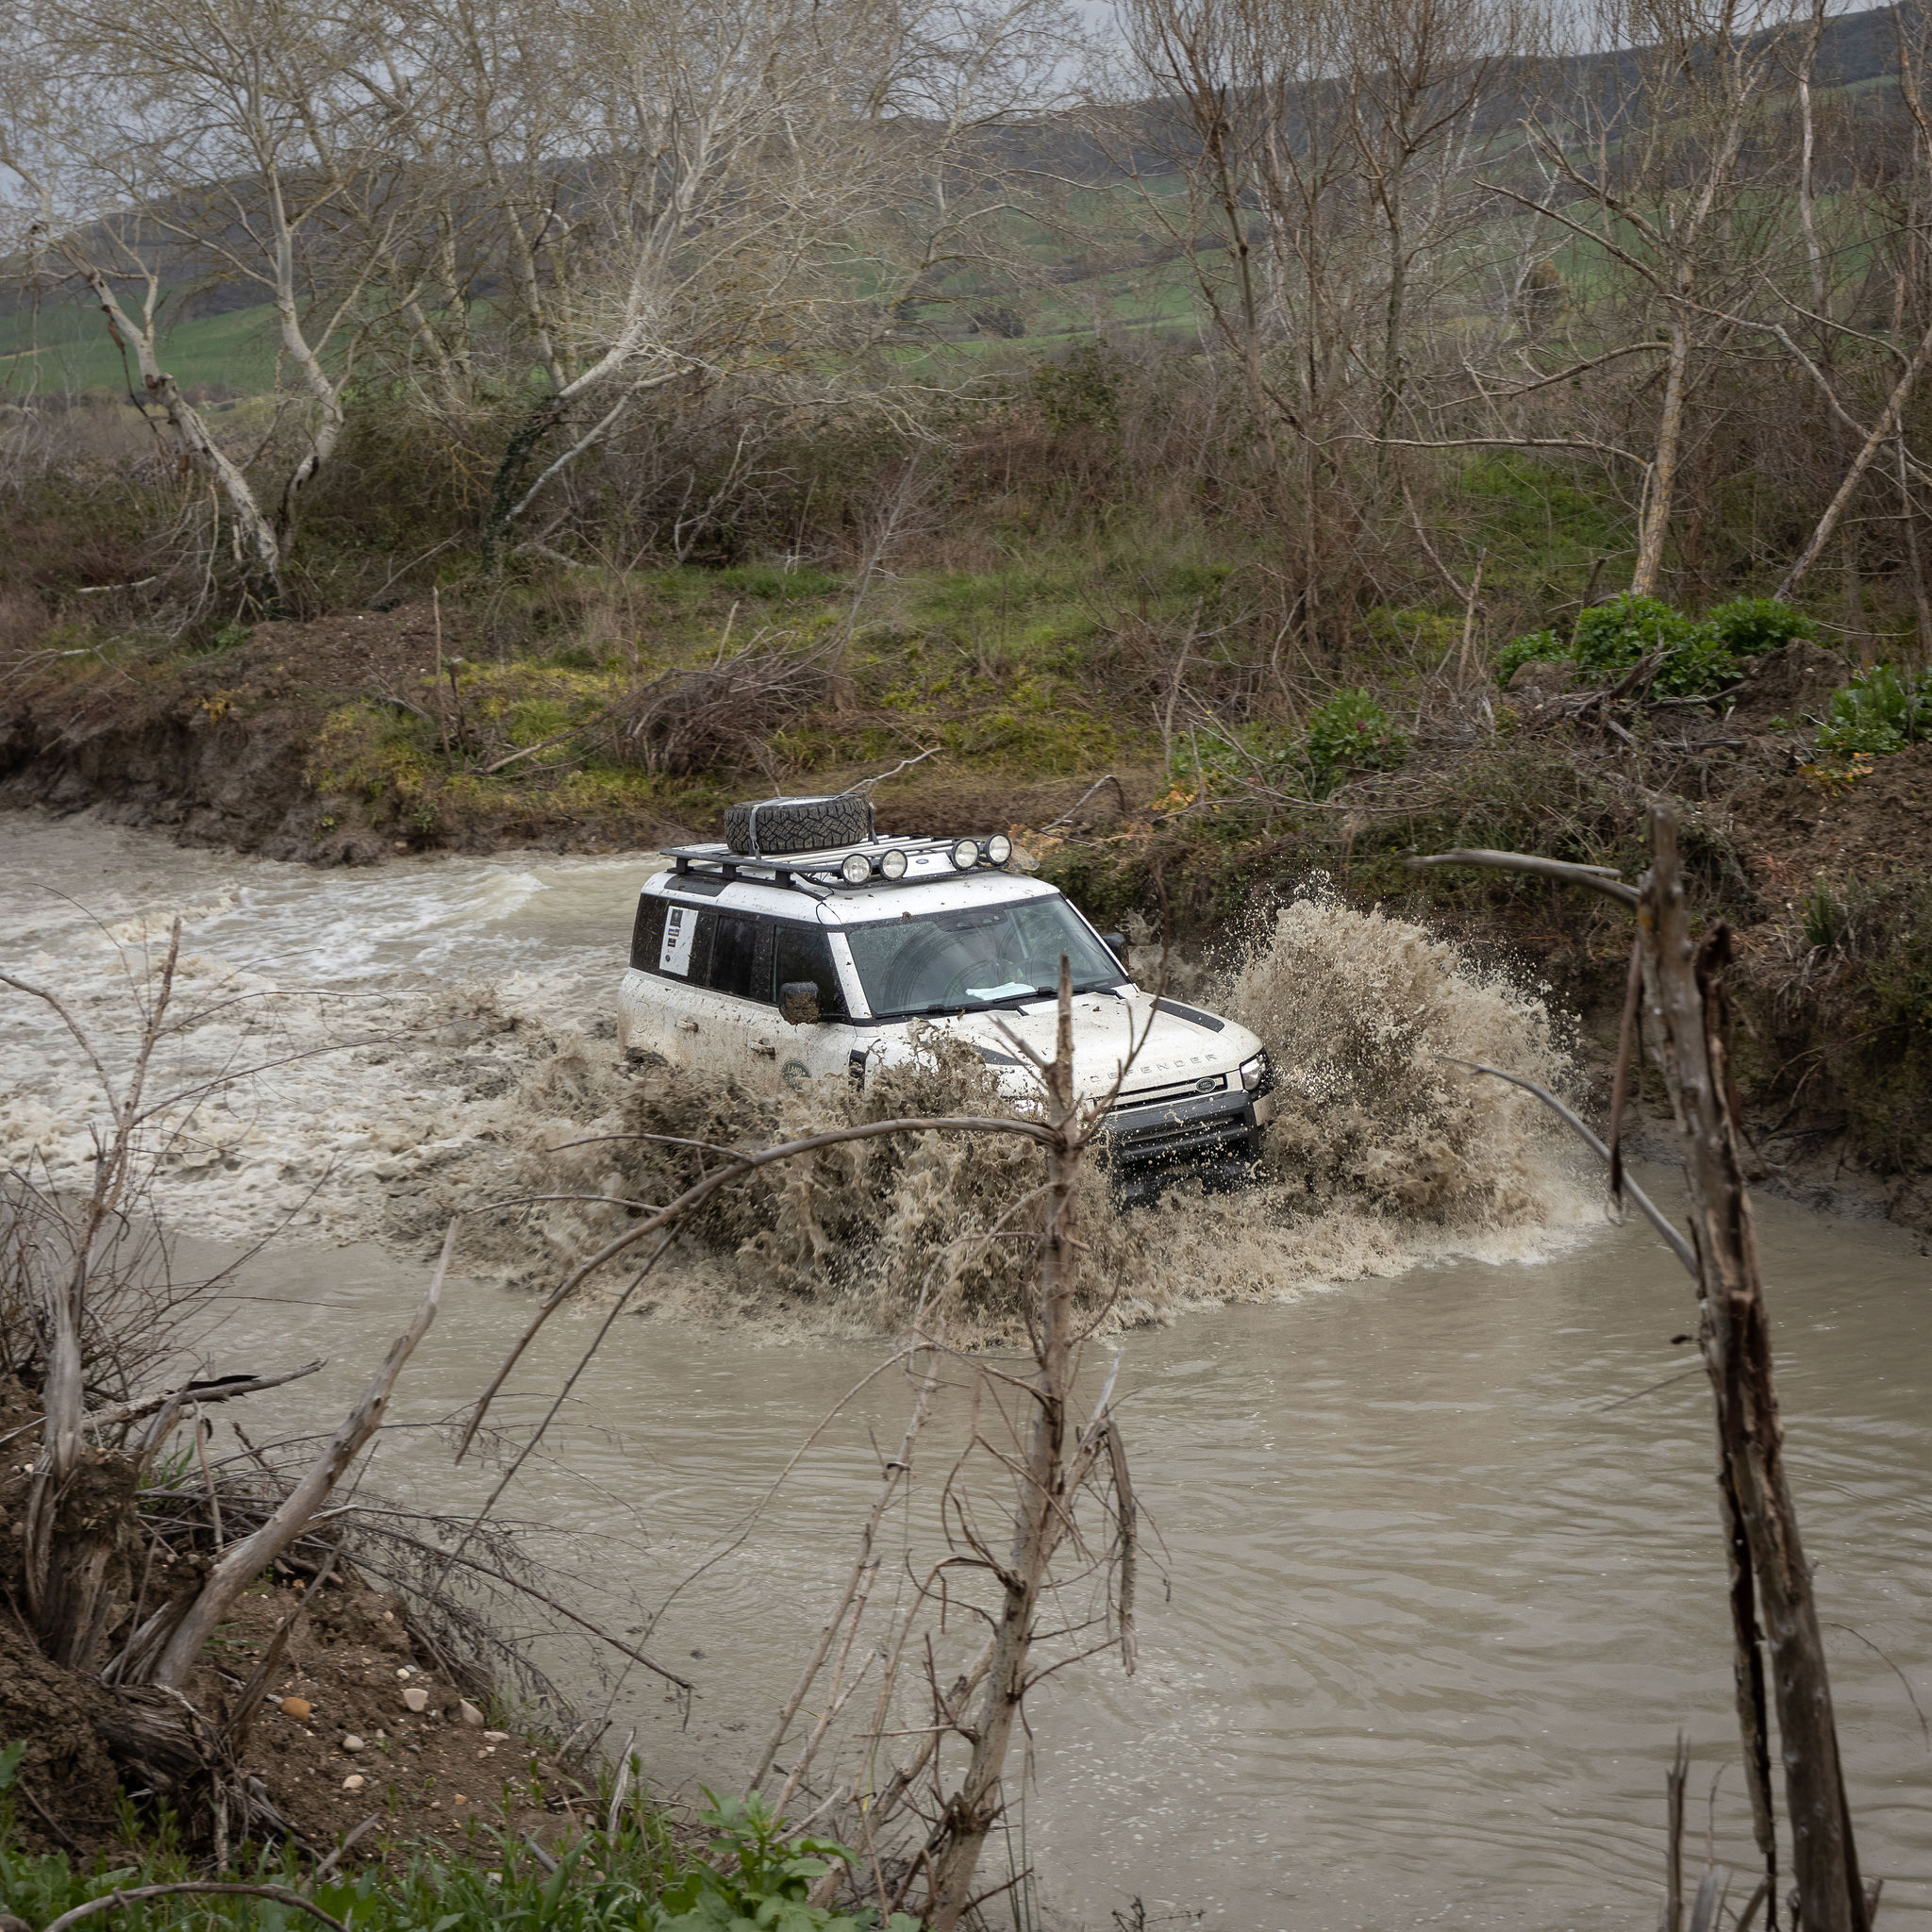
[0,1789,910,1932]
[0,297,284,398]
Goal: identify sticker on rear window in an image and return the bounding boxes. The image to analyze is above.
[659,905,694,976]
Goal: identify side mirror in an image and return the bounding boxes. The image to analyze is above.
[779,981,823,1026]
[1102,931,1127,958]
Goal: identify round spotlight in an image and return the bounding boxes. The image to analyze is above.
[985,833,1012,865]
[949,838,980,871]
[840,852,873,885]
[878,848,908,879]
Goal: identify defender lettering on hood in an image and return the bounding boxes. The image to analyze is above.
[617,796,1275,1191]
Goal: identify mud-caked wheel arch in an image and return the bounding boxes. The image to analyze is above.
[724,793,871,856]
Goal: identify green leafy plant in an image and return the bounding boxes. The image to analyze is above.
[655,1791,918,1932]
[1701,596,1815,658]
[1496,629,1566,684]
[1303,687,1407,794]
[1813,662,1932,758]
[1570,592,1699,677]
[1801,878,1848,954]
[1497,593,1814,699]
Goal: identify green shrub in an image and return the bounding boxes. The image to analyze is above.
[1496,629,1566,684]
[1305,688,1407,794]
[1650,625,1740,699]
[1497,592,1805,699]
[1702,595,1815,658]
[1813,662,1932,758]
[1570,592,1700,676]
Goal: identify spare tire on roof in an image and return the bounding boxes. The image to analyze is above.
[724,793,871,857]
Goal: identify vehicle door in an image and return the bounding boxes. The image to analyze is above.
[762,919,860,1092]
[697,908,776,1077]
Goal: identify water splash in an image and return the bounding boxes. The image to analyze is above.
[0,819,1589,1336]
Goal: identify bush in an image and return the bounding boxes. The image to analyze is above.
[1702,595,1816,658]
[1496,629,1566,684]
[1305,687,1407,794]
[1570,592,1699,677]
[1496,592,1814,700]
[658,1792,918,1932]
[1813,662,1932,758]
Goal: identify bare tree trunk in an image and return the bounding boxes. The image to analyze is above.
[1777,314,1932,602]
[1640,810,1866,1932]
[1797,0,1828,314]
[925,962,1080,1932]
[1632,316,1691,595]
[1414,824,1866,1930]
[61,256,283,596]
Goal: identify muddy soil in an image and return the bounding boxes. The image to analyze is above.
[0,1563,585,1865]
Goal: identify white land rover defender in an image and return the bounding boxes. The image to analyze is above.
[618,793,1275,1187]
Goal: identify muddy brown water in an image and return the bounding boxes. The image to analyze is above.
[4,811,1930,1929]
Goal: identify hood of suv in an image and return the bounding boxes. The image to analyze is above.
[899,990,1258,1105]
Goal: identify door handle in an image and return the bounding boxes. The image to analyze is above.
[676,1018,700,1033]
[752,1041,776,1058]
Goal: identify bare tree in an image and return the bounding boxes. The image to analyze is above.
[1413,820,1870,1932]
[1117,0,1536,641]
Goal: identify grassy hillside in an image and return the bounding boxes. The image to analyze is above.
[0,297,283,397]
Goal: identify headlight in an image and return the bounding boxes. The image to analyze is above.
[841,852,873,885]
[985,833,1012,864]
[878,848,908,879]
[950,838,980,870]
[1239,1050,1273,1094]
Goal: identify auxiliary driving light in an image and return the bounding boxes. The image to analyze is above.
[841,852,874,885]
[985,833,1013,864]
[949,838,980,870]
[878,848,908,879]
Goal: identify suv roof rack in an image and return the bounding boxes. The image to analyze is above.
[660,832,1014,898]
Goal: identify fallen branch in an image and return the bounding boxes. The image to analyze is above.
[1436,1057,1695,1274]
[145,1225,453,1688]
[70,1360,329,1443]
[1407,849,1639,907]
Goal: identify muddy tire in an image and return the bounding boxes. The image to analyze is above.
[724,794,870,856]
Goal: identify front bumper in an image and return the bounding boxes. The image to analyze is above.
[1098,1087,1262,1175]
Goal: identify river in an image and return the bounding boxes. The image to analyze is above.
[3,809,1928,1929]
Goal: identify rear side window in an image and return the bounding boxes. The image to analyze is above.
[708,912,766,1001]
[774,924,848,1018]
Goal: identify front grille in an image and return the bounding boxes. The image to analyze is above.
[1110,1072,1226,1112]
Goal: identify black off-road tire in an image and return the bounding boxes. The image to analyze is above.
[724,794,870,856]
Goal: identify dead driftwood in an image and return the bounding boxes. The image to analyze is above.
[1414,808,1869,1932]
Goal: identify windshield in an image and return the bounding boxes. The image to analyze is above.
[844,895,1124,1018]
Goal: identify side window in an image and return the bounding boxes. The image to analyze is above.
[631,895,667,972]
[707,913,764,1002]
[774,924,848,1018]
